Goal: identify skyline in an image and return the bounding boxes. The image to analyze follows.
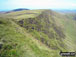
[0,0,76,11]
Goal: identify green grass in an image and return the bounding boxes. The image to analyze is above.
[0,9,76,57]
[0,17,62,57]
[54,13,76,51]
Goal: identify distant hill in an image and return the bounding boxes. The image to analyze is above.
[54,9,76,13]
[5,8,29,13]
[0,11,6,13]
[12,8,29,11]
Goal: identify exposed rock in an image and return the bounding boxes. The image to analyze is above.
[0,21,3,24]
[0,42,3,49]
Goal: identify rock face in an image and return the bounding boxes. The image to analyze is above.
[0,21,3,24]
[0,42,3,49]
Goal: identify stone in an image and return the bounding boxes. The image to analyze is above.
[0,42,3,49]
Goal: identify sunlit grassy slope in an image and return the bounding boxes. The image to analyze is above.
[0,9,76,57]
[54,12,76,51]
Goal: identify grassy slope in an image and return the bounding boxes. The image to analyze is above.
[54,12,76,51]
[0,15,62,57]
[64,14,76,51]
[0,17,57,57]
[0,9,76,57]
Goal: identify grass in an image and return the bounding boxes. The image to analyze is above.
[0,17,62,57]
[54,13,76,51]
[0,9,76,57]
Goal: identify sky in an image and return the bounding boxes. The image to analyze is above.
[0,0,76,11]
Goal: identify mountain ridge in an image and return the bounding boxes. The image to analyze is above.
[0,9,76,57]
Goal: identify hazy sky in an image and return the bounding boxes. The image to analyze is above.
[0,0,76,11]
